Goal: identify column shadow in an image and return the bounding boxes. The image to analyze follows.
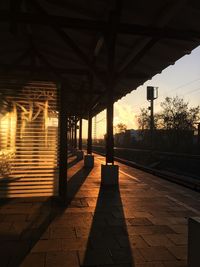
[0,164,92,267]
[81,183,135,266]
[67,155,83,169]
[67,166,93,202]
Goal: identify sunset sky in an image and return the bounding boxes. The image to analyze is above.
[82,45,200,139]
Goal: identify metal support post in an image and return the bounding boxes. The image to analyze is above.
[106,87,114,164]
[71,121,74,150]
[150,98,154,148]
[87,111,92,154]
[79,118,82,150]
[74,117,77,149]
[58,85,68,204]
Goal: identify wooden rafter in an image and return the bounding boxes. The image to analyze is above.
[1,49,31,73]
[9,0,23,33]
[117,38,159,82]
[27,0,107,88]
[1,10,199,41]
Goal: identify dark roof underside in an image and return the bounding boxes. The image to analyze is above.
[1,0,200,118]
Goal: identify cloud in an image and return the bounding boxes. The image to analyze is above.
[114,101,137,129]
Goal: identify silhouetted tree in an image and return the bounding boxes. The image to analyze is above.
[115,123,127,133]
[137,108,160,130]
[159,96,200,130]
[137,96,200,151]
[137,108,150,130]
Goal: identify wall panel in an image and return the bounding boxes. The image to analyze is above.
[0,80,59,197]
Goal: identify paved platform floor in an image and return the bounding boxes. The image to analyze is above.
[1,154,200,267]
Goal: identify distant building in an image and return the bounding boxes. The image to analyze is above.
[114,129,195,152]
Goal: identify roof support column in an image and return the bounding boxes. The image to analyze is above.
[79,118,82,150]
[76,118,84,160]
[87,111,92,155]
[58,85,68,205]
[106,86,114,164]
[71,120,74,152]
[84,74,94,168]
[74,116,77,150]
[84,110,94,168]
[105,10,117,165]
[101,9,120,185]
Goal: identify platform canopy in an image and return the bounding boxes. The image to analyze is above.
[1,0,200,117]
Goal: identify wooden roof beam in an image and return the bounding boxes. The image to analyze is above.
[55,28,106,87]
[0,65,88,75]
[0,64,149,80]
[117,38,159,82]
[1,10,200,41]
[1,49,31,74]
[9,0,24,34]
[34,47,81,94]
[117,1,188,83]
[94,36,104,57]
[27,0,107,88]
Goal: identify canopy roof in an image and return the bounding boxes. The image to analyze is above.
[1,0,200,117]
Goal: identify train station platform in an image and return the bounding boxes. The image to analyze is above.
[1,153,200,267]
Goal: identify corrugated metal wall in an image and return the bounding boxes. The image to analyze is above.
[0,80,59,197]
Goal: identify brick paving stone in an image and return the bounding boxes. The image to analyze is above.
[102,225,127,236]
[20,252,45,267]
[0,154,199,266]
[78,249,113,266]
[128,218,153,226]
[31,239,62,252]
[150,212,172,217]
[65,207,95,213]
[110,248,136,264]
[75,226,92,238]
[0,242,11,267]
[0,207,31,215]
[98,264,133,267]
[127,225,175,235]
[5,240,31,266]
[168,225,188,234]
[0,227,21,241]
[166,234,187,245]
[141,234,174,247]
[163,260,187,267]
[52,213,93,228]
[106,217,131,226]
[0,222,12,231]
[168,210,198,217]
[90,236,120,249]
[50,226,76,239]
[125,212,153,218]
[62,237,90,251]
[21,227,50,241]
[149,217,187,226]
[138,247,176,261]
[116,235,149,248]
[168,217,187,225]
[26,212,51,226]
[166,246,187,261]
[135,263,165,267]
[3,214,27,222]
[46,251,79,267]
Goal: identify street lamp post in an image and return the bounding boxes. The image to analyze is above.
[147,86,158,149]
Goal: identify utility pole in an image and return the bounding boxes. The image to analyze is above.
[94,115,97,144]
[147,86,158,149]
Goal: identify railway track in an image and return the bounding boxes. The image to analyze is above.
[90,145,200,191]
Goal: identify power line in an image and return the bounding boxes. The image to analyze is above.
[135,77,200,109]
[181,87,200,96]
[166,77,200,95]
